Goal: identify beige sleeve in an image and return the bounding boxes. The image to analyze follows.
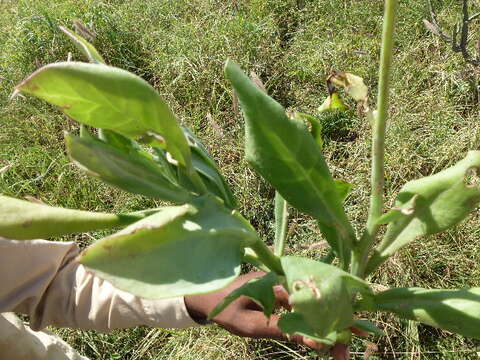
[0,238,199,332]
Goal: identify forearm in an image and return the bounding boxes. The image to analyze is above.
[0,238,198,332]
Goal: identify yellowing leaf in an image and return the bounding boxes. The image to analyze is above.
[330,71,368,103]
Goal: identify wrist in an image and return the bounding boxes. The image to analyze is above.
[184,296,212,325]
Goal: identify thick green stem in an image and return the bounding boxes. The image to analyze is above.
[249,238,284,275]
[352,0,398,278]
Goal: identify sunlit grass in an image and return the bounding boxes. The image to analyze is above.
[2,0,480,358]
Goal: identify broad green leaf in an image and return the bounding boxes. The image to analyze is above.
[65,133,191,203]
[281,256,372,338]
[367,151,480,274]
[278,312,336,345]
[60,26,105,64]
[182,127,236,209]
[0,195,139,240]
[274,192,288,256]
[375,287,480,339]
[208,272,278,319]
[16,62,190,166]
[225,60,355,266]
[79,195,256,298]
[353,320,385,336]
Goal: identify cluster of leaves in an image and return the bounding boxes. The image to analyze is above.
[3,22,480,352]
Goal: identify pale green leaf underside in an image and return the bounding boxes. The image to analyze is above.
[278,312,336,345]
[0,195,137,240]
[375,287,480,339]
[80,196,255,298]
[367,151,480,274]
[281,256,371,338]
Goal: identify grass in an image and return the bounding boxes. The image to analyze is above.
[2,0,480,358]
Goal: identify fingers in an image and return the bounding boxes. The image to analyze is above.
[350,326,369,337]
[224,311,324,351]
[273,285,291,310]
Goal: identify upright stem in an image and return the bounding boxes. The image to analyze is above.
[352,0,398,278]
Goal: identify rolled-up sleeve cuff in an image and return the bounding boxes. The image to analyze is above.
[142,296,201,329]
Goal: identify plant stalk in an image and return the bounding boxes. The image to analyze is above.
[352,0,398,278]
[249,238,284,275]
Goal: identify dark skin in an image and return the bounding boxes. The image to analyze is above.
[185,272,367,360]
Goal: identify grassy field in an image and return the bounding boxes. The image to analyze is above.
[2,0,480,358]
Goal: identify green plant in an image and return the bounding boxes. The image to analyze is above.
[4,0,480,355]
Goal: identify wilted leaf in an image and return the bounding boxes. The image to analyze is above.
[98,129,141,152]
[16,62,191,166]
[65,133,191,203]
[367,151,480,274]
[329,71,368,103]
[375,287,480,339]
[97,129,179,185]
[225,60,355,266]
[60,26,105,64]
[209,272,278,319]
[80,195,256,298]
[0,195,140,240]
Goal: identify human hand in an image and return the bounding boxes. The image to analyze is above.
[184,272,367,359]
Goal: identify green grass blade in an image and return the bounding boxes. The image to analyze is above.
[274,191,288,256]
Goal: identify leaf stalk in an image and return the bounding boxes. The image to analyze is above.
[249,238,284,275]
